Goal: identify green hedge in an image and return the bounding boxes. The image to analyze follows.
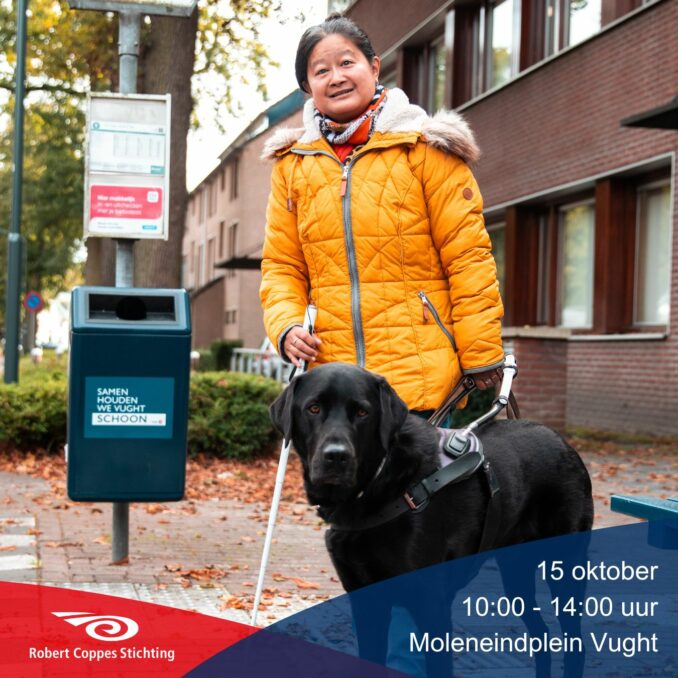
[0,370,282,458]
[188,372,281,458]
[0,380,68,452]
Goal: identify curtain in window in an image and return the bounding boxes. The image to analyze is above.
[635,185,670,324]
[559,203,594,327]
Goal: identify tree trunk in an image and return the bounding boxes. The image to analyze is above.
[85,238,116,286]
[134,11,198,289]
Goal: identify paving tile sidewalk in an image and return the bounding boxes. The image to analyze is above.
[0,442,675,627]
[0,469,342,626]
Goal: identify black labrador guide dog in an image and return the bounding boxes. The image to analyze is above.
[270,363,593,677]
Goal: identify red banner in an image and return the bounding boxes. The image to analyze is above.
[0,582,257,677]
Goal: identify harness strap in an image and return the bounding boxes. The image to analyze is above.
[478,460,501,551]
[328,449,484,532]
[507,392,521,419]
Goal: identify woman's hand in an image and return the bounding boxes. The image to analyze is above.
[284,327,322,368]
[471,367,503,391]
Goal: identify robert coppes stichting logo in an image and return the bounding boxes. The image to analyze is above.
[28,612,176,663]
[52,612,139,641]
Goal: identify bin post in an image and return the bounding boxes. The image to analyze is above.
[110,10,139,565]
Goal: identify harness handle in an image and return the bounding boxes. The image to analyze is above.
[429,354,520,430]
[464,355,519,434]
[427,376,475,427]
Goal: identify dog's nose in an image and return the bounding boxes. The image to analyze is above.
[322,443,350,467]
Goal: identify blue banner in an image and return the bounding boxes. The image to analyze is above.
[190,522,678,677]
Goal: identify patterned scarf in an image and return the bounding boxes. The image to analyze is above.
[315,85,387,146]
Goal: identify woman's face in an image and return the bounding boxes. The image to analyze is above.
[305,33,380,123]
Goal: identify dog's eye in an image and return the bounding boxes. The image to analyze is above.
[356,408,369,418]
[307,404,321,415]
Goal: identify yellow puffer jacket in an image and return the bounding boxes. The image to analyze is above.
[260,88,503,411]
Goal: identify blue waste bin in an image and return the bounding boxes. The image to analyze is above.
[67,286,191,501]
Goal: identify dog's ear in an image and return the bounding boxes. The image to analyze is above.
[378,377,409,449]
[269,377,299,443]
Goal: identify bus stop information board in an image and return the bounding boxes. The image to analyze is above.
[84,94,171,240]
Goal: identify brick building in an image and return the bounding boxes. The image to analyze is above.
[184,0,677,434]
[183,92,304,350]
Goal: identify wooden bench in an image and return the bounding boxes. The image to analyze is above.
[610,495,678,549]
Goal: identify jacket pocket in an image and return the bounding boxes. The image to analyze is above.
[418,290,457,352]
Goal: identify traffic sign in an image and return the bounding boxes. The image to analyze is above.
[23,291,44,313]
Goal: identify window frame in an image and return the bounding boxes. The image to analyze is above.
[500,165,671,335]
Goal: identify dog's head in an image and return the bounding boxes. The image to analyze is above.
[269,363,409,504]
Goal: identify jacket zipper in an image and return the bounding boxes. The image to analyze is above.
[417,290,457,352]
[291,149,366,367]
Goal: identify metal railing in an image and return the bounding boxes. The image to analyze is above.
[230,348,293,383]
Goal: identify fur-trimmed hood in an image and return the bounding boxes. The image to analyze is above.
[261,87,480,164]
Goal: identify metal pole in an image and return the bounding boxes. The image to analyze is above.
[115,240,135,287]
[118,12,140,95]
[3,0,28,384]
[111,10,140,565]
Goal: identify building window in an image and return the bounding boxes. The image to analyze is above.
[487,223,506,299]
[486,0,520,89]
[428,35,447,112]
[197,244,204,288]
[220,168,226,191]
[400,25,450,113]
[227,222,238,279]
[199,189,206,223]
[545,0,602,56]
[211,179,218,215]
[219,221,225,259]
[207,237,216,281]
[634,183,670,325]
[567,0,601,47]
[557,201,594,328]
[230,158,239,201]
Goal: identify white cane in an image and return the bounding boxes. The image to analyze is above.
[251,303,317,626]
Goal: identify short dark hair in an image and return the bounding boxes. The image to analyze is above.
[295,13,377,93]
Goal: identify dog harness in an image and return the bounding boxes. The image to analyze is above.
[325,357,518,549]
[327,429,502,551]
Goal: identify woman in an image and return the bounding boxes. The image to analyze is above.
[260,14,504,414]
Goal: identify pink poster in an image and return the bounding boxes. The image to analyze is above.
[89,185,163,220]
